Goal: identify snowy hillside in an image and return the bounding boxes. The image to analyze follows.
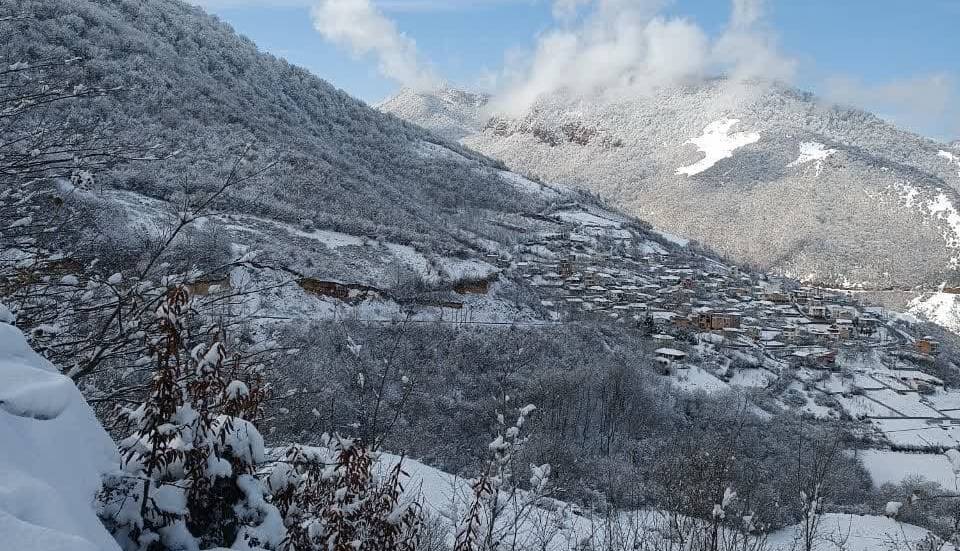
[381,81,960,304]
[1,0,539,265]
[385,453,953,551]
[910,291,960,335]
[0,315,120,551]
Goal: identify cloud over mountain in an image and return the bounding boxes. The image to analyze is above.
[496,0,795,114]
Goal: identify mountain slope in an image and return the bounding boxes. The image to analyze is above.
[381,81,960,296]
[3,0,536,265]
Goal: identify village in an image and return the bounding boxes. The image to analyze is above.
[511,207,937,369]
[500,205,960,459]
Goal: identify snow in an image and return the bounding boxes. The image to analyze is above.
[380,453,948,551]
[0,320,121,551]
[768,513,953,551]
[929,192,960,248]
[287,228,364,249]
[652,228,690,247]
[676,118,760,176]
[833,394,898,418]
[554,209,622,228]
[865,389,942,418]
[788,141,836,176]
[375,453,586,550]
[908,291,960,333]
[728,368,775,388]
[413,139,472,163]
[859,450,958,489]
[940,149,960,177]
[874,418,960,449]
[497,170,561,198]
[0,303,13,324]
[927,390,960,411]
[884,501,902,517]
[384,242,498,284]
[671,366,730,393]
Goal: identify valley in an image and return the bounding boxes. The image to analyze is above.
[3,1,960,550]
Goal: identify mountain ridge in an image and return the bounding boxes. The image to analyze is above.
[380,80,960,295]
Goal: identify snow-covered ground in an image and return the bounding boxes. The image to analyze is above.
[381,452,950,551]
[909,290,960,333]
[874,418,960,449]
[0,315,120,551]
[788,141,836,176]
[652,228,690,247]
[497,169,564,198]
[858,450,958,489]
[676,118,760,176]
[890,183,960,266]
[940,150,960,177]
[768,513,954,551]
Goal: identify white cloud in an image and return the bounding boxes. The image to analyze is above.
[713,0,795,82]
[488,0,795,115]
[311,0,441,90]
[824,72,960,140]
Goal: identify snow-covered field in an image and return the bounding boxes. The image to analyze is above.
[858,450,958,489]
[874,418,960,449]
[768,513,954,551]
[498,169,564,198]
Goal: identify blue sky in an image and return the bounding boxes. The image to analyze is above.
[193,0,959,140]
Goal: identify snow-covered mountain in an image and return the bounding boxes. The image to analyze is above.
[3,0,546,271]
[376,87,491,142]
[381,82,960,300]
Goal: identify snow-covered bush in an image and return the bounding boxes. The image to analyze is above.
[264,438,424,551]
[454,402,551,551]
[97,285,282,550]
[96,286,429,550]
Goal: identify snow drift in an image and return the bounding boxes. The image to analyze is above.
[0,313,120,551]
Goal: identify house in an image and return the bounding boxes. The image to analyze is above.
[787,347,837,369]
[917,337,940,355]
[807,304,831,320]
[856,315,881,335]
[187,274,232,296]
[655,348,688,373]
[454,277,494,295]
[696,312,742,331]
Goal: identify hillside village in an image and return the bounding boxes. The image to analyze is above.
[514,206,935,366]
[502,203,960,457]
